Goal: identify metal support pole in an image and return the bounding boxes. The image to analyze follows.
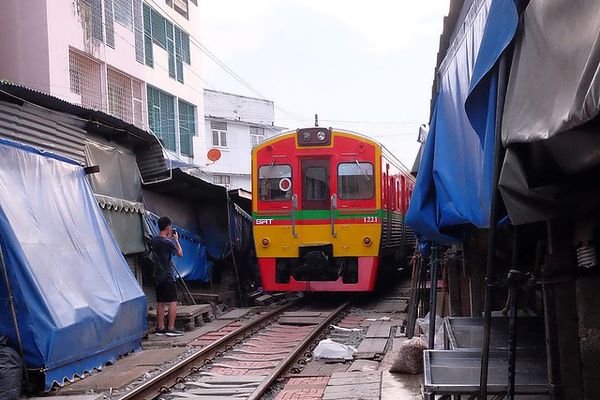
[479,53,509,399]
[428,246,439,350]
[507,227,519,399]
[543,221,564,399]
[407,256,422,339]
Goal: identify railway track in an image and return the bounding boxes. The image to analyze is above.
[117,301,350,400]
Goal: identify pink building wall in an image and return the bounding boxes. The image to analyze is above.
[0,0,51,93]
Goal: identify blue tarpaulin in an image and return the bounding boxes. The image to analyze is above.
[406,0,518,245]
[0,138,146,390]
[146,212,210,282]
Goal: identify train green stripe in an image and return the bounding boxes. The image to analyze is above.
[253,209,404,220]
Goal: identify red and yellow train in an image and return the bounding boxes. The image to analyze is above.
[252,127,415,292]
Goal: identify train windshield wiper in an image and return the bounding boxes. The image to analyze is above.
[355,159,371,182]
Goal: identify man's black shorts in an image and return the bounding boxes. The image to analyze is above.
[155,280,177,303]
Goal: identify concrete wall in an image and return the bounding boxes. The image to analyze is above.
[204,89,275,125]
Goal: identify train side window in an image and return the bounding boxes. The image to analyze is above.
[390,177,396,210]
[258,164,292,201]
[396,180,401,210]
[338,162,374,200]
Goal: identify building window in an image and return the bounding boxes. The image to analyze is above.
[250,126,265,147]
[133,0,144,63]
[103,0,115,47]
[147,85,176,151]
[178,100,195,157]
[166,0,189,19]
[143,3,153,66]
[107,68,145,128]
[69,50,103,111]
[142,3,191,81]
[212,174,230,185]
[113,0,134,29]
[210,121,228,148]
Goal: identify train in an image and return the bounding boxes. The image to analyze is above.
[251,127,416,292]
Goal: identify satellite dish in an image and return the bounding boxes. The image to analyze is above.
[207,148,222,163]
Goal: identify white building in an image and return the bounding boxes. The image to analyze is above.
[197,89,285,191]
[0,0,204,162]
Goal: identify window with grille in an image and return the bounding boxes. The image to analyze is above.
[147,85,176,151]
[142,3,191,80]
[250,126,265,147]
[104,0,115,47]
[69,50,103,110]
[90,0,104,41]
[133,0,144,63]
[143,3,153,66]
[178,100,195,156]
[114,0,133,29]
[79,0,105,43]
[212,174,230,185]
[107,68,145,129]
[210,121,228,148]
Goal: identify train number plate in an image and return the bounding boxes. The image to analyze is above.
[363,216,379,223]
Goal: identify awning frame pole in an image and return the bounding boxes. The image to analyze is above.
[0,243,29,382]
[479,52,509,399]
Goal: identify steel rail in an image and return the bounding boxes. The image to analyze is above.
[117,302,296,400]
[246,301,350,400]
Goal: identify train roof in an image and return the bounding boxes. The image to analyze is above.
[254,128,414,181]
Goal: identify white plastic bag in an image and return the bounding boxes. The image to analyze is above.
[416,312,444,349]
[313,338,356,360]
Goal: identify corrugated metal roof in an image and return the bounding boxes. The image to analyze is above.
[0,82,169,181]
[0,101,86,162]
[143,167,226,202]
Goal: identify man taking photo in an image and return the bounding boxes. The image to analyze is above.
[153,216,184,337]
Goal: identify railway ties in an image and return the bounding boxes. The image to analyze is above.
[165,303,349,400]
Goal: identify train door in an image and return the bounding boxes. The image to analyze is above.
[301,159,331,210]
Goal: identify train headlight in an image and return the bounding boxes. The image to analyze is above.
[362,236,372,246]
[316,131,326,141]
[261,238,270,248]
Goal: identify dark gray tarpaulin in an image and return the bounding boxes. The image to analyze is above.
[499,0,600,224]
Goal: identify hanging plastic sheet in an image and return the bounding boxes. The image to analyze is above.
[499,0,600,224]
[146,212,210,282]
[406,0,519,244]
[84,141,142,201]
[0,138,146,390]
[228,202,253,257]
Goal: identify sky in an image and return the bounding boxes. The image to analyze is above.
[198,1,450,167]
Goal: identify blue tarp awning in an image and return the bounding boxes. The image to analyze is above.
[0,139,146,390]
[406,0,519,244]
[146,212,210,282]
